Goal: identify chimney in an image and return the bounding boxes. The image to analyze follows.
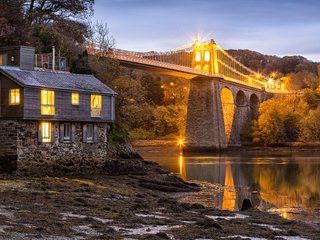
[52,46,55,71]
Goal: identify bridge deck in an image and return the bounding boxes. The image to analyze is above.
[111,54,265,91]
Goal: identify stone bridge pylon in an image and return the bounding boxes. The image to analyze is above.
[185,76,267,150]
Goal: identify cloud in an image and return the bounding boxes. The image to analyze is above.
[93,0,320,61]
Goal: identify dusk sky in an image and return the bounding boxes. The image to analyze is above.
[93,0,320,62]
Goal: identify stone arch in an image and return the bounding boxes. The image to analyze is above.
[236,90,248,107]
[250,94,260,120]
[228,90,249,146]
[221,87,235,144]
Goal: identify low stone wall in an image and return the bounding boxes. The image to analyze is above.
[0,120,18,156]
[0,120,18,172]
[0,120,109,175]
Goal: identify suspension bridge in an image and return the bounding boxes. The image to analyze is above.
[86,39,281,92]
[86,39,278,150]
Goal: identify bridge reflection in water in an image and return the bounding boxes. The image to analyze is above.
[137,146,320,223]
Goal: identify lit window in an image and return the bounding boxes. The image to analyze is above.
[9,89,20,105]
[71,92,79,105]
[64,123,71,142]
[195,52,201,62]
[41,122,52,143]
[204,51,210,62]
[0,54,2,65]
[41,90,55,115]
[91,95,102,117]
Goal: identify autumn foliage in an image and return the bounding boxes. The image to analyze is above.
[252,88,320,145]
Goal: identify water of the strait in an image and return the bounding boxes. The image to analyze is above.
[135,144,320,224]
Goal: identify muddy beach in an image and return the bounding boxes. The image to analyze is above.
[0,158,319,240]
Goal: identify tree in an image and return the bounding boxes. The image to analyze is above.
[161,77,189,106]
[1,0,94,61]
[120,103,154,131]
[253,108,286,145]
[85,21,119,83]
[21,0,94,25]
[252,98,300,145]
[70,50,92,74]
[0,1,29,46]
[299,108,320,142]
[139,74,164,105]
[88,21,115,58]
[153,105,186,136]
[112,76,146,108]
[301,88,320,110]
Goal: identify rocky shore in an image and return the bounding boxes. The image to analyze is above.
[0,157,319,240]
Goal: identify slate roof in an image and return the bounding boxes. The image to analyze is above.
[0,66,117,95]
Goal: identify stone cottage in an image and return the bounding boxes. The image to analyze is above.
[0,46,117,174]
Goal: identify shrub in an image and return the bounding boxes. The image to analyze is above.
[128,128,155,140]
[252,98,300,145]
[299,108,320,142]
[108,124,129,144]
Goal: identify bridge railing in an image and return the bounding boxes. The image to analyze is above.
[215,46,270,89]
[112,52,209,76]
[87,46,214,77]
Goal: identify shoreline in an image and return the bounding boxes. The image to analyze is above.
[0,157,319,239]
[133,139,320,153]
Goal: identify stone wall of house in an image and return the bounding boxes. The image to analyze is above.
[0,120,18,172]
[1,120,110,174]
[17,120,109,174]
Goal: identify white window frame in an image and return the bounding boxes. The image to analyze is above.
[87,124,94,143]
[63,123,71,142]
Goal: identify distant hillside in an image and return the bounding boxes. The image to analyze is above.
[226,49,319,77]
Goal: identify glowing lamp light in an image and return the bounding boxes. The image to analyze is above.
[195,40,201,47]
[170,82,174,86]
[177,138,185,147]
[256,74,261,78]
[160,85,165,89]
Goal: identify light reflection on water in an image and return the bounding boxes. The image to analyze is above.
[135,145,320,223]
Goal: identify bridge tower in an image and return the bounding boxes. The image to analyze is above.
[192,39,219,75]
[185,40,227,151]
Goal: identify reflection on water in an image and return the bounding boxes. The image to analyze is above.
[179,153,186,181]
[222,163,236,211]
[136,145,320,223]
